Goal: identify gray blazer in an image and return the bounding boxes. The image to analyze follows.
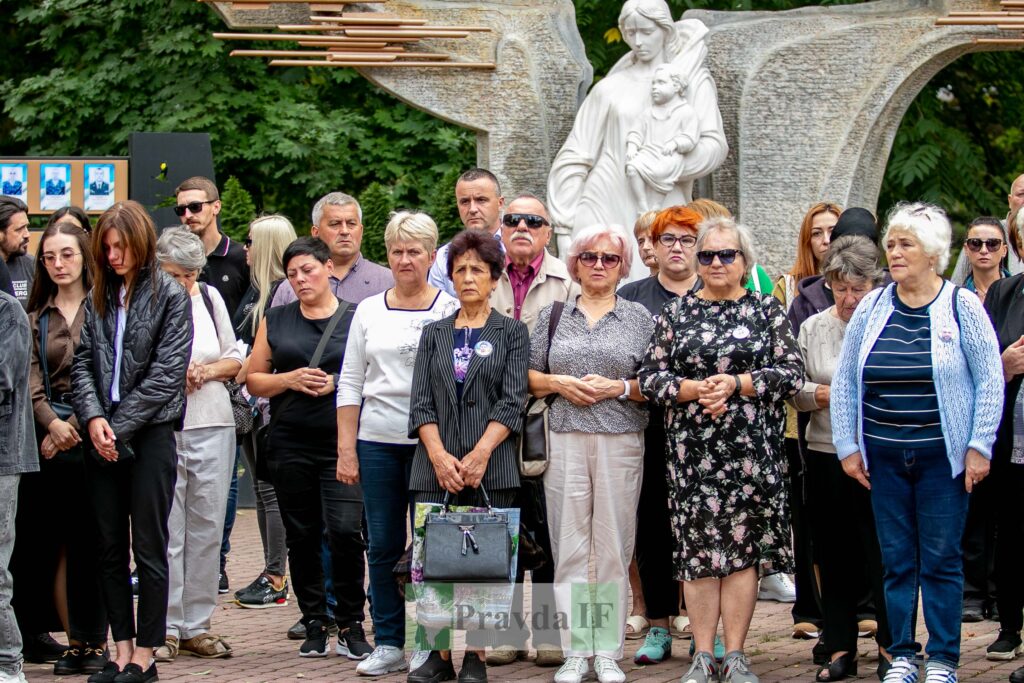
[408,308,529,493]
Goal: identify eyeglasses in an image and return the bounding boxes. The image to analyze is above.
[964,237,1004,252]
[42,250,81,266]
[578,252,622,268]
[658,233,697,248]
[696,249,743,266]
[502,213,549,229]
[173,200,215,217]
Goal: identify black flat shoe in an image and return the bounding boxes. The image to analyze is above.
[87,661,121,683]
[54,646,84,676]
[81,646,110,675]
[23,632,67,663]
[458,652,488,683]
[816,652,857,682]
[113,662,158,683]
[1010,664,1024,683]
[408,651,456,683]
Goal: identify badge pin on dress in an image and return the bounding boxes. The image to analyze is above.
[940,328,954,343]
[474,340,493,357]
[732,326,750,340]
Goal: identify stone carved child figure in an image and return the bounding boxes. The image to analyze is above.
[625,64,700,212]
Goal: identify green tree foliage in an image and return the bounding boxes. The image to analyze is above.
[358,181,394,265]
[422,166,465,244]
[219,176,257,241]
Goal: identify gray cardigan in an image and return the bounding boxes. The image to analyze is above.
[0,291,39,475]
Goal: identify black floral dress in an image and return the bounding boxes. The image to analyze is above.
[638,291,803,580]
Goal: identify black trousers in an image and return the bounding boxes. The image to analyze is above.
[785,438,823,626]
[994,458,1024,633]
[962,475,997,611]
[806,449,890,654]
[11,457,108,643]
[636,421,680,620]
[85,422,177,648]
[269,427,365,626]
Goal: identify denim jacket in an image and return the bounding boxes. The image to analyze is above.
[0,291,39,475]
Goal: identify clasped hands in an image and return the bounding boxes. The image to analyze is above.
[696,373,739,418]
[40,417,82,459]
[553,374,624,406]
[285,367,335,397]
[429,445,491,494]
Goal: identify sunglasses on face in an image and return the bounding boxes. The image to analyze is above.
[173,200,215,217]
[696,249,743,266]
[658,233,697,248]
[964,237,1004,252]
[578,252,622,268]
[502,213,549,229]
[244,239,252,248]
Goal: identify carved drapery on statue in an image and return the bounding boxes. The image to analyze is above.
[547,1,727,280]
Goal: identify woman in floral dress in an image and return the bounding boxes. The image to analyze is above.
[638,217,803,683]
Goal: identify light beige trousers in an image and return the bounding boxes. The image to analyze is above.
[545,430,644,659]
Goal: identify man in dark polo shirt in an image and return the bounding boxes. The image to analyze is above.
[175,176,249,318]
[0,196,33,308]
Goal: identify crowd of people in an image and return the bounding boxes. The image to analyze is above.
[0,166,1022,683]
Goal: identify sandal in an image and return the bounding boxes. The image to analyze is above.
[815,651,857,682]
[670,615,692,639]
[153,636,178,662]
[625,615,650,640]
[178,633,233,659]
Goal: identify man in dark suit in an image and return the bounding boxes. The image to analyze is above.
[89,172,110,196]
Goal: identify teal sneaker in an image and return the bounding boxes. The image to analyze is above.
[689,635,726,661]
[634,627,672,664]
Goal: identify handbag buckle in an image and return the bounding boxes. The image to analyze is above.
[459,525,479,555]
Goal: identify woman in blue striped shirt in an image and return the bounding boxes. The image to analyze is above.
[831,202,1004,683]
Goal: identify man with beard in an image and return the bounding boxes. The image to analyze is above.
[0,197,32,308]
[486,193,576,670]
[175,177,250,318]
[428,168,505,296]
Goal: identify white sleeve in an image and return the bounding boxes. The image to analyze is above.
[336,302,369,408]
[209,288,243,363]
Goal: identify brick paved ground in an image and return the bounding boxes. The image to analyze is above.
[24,510,1018,682]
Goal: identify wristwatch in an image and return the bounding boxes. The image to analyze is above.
[616,379,630,402]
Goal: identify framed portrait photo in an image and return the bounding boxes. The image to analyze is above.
[84,163,116,212]
[40,163,71,210]
[0,163,28,204]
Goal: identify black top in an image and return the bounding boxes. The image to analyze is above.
[7,254,33,309]
[265,299,355,431]
[453,326,483,400]
[618,274,702,320]
[0,258,13,299]
[200,234,250,320]
[984,273,1024,465]
[232,280,283,347]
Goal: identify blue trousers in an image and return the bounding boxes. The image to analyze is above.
[868,444,969,668]
[358,441,414,647]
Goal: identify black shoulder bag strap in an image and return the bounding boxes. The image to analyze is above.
[951,283,962,327]
[198,282,219,337]
[266,300,351,432]
[542,301,566,406]
[39,310,53,400]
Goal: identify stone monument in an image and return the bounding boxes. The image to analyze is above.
[546,0,728,280]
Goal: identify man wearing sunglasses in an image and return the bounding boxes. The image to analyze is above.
[175,176,249,319]
[486,193,577,670]
[427,168,505,296]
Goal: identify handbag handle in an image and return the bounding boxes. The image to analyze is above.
[440,484,493,515]
[39,310,54,401]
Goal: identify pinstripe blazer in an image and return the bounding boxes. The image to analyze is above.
[407,308,530,493]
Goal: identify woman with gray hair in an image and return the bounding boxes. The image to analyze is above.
[638,217,803,683]
[154,227,242,662]
[830,202,1003,683]
[791,236,889,681]
[336,211,457,676]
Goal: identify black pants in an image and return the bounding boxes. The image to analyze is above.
[86,422,177,648]
[806,449,890,654]
[269,427,365,626]
[962,475,996,611]
[785,438,823,626]
[994,458,1024,633]
[11,457,108,643]
[636,421,680,620]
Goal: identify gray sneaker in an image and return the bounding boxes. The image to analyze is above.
[720,651,758,683]
[681,651,718,683]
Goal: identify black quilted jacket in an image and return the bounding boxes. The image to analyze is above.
[71,267,193,442]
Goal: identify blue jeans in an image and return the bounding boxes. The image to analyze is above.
[868,444,969,668]
[358,441,415,648]
[220,447,241,572]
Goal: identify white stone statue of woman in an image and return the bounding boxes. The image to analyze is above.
[547,0,728,280]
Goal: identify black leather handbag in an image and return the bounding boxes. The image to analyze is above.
[37,312,84,464]
[517,301,564,478]
[423,486,513,583]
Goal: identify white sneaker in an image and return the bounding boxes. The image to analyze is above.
[0,672,27,683]
[409,649,430,672]
[356,645,408,676]
[757,572,796,603]
[882,657,920,683]
[554,656,589,683]
[594,656,625,683]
